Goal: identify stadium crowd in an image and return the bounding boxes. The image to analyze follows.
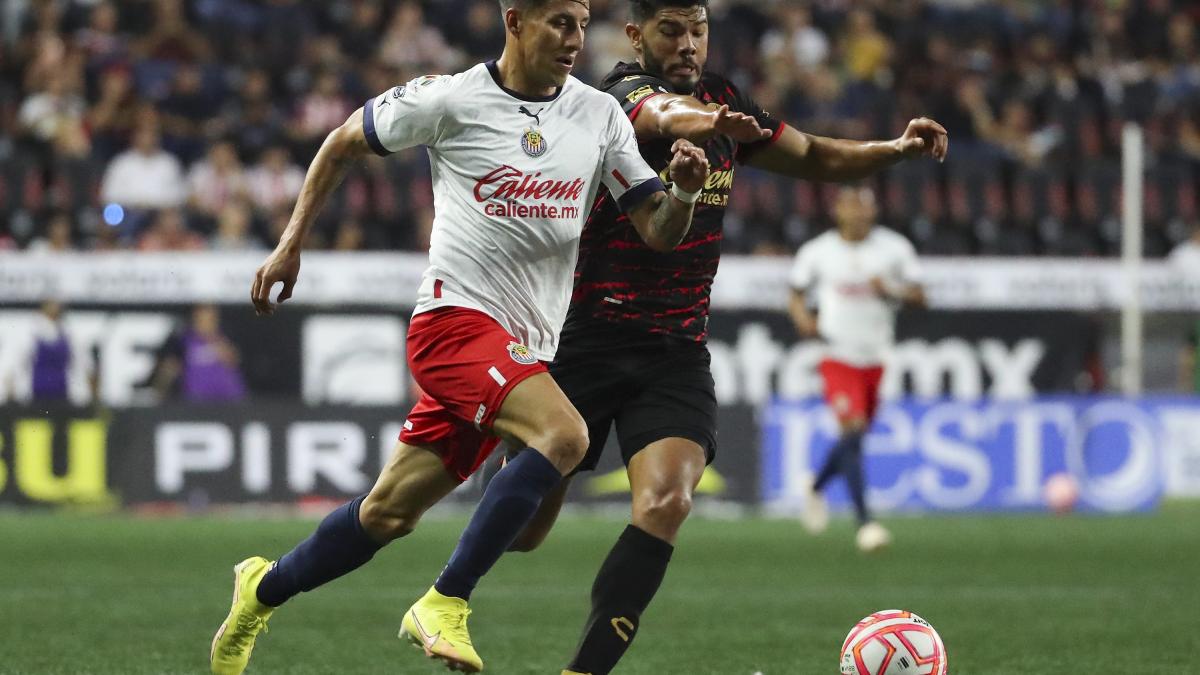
[1,0,1199,256]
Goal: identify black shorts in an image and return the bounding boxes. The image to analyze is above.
[550,321,718,473]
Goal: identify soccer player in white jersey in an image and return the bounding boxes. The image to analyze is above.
[788,187,926,553]
[208,1,710,673]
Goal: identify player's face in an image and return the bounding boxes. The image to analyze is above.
[633,7,709,93]
[834,189,876,241]
[518,0,590,89]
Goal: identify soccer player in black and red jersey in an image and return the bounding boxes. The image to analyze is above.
[486,1,948,673]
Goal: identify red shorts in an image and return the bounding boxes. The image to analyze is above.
[399,307,547,481]
[819,359,885,423]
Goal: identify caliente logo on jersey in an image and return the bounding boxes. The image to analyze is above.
[473,165,585,219]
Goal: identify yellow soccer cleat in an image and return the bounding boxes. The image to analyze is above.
[401,587,484,672]
[210,557,276,675]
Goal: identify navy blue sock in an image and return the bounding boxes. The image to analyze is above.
[256,494,383,607]
[839,436,869,524]
[435,448,562,600]
[813,431,863,492]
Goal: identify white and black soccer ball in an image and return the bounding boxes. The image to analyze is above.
[840,610,947,675]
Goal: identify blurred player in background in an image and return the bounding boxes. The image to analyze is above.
[27,300,71,403]
[474,1,947,673]
[208,1,711,673]
[788,186,926,552]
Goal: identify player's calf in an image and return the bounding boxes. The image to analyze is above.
[358,494,422,541]
[508,476,571,553]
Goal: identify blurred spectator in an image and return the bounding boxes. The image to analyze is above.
[332,218,366,251]
[28,300,71,402]
[760,5,829,74]
[1169,225,1200,268]
[188,139,247,219]
[458,0,507,62]
[100,124,187,211]
[209,200,263,251]
[246,145,304,214]
[159,63,221,162]
[376,1,460,74]
[337,0,385,63]
[840,8,891,83]
[133,0,210,65]
[17,69,90,160]
[86,66,142,160]
[289,68,352,158]
[74,1,128,75]
[214,68,286,162]
[27,211,75,253]
[151,305,247,402]
[138,207,205,251]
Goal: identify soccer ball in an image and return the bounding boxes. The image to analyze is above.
[840,610,947,675]
[1043,472,1080,514]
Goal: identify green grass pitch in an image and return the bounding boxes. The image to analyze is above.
[1,503,1196,674]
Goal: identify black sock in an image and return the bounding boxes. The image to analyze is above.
[839,435,869,524]
[813,430,863,492]
[256,494,383,607]
[568,525,674,675]
[434,448,561,600]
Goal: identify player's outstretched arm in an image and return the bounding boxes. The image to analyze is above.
[251,109,373,315]
[749,117,949,183]
[627,139,711,252]
[635,95,772,145]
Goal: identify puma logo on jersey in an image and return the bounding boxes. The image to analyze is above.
[519,105,544,126]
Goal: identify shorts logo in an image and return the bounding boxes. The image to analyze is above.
[507,341,537,365]
[521,128,548,157]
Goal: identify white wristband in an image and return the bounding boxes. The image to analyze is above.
[670,182,702,204]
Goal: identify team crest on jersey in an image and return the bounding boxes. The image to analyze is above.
[391,85,406,99]
[507,341,537,365]
[521,127,548,157]
[627,85,656,104]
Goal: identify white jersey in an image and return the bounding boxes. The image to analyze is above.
[364,62,662,360]
[789,227,921,366]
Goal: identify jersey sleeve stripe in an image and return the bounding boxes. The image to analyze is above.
[361,98,390,157]
[627,92,665,122]
[767,121,787,145]
[616,176,665,213]
[736,121,787,164]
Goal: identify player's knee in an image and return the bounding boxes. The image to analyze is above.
[635,486,694,529]
[532,414,589,473]
[843,417,868,435]
[359,498,420,542]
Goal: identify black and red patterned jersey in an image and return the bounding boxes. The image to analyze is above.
[561,61,785,345]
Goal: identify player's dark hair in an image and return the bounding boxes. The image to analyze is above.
[630,0,708,23]
[497,0,555,11]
